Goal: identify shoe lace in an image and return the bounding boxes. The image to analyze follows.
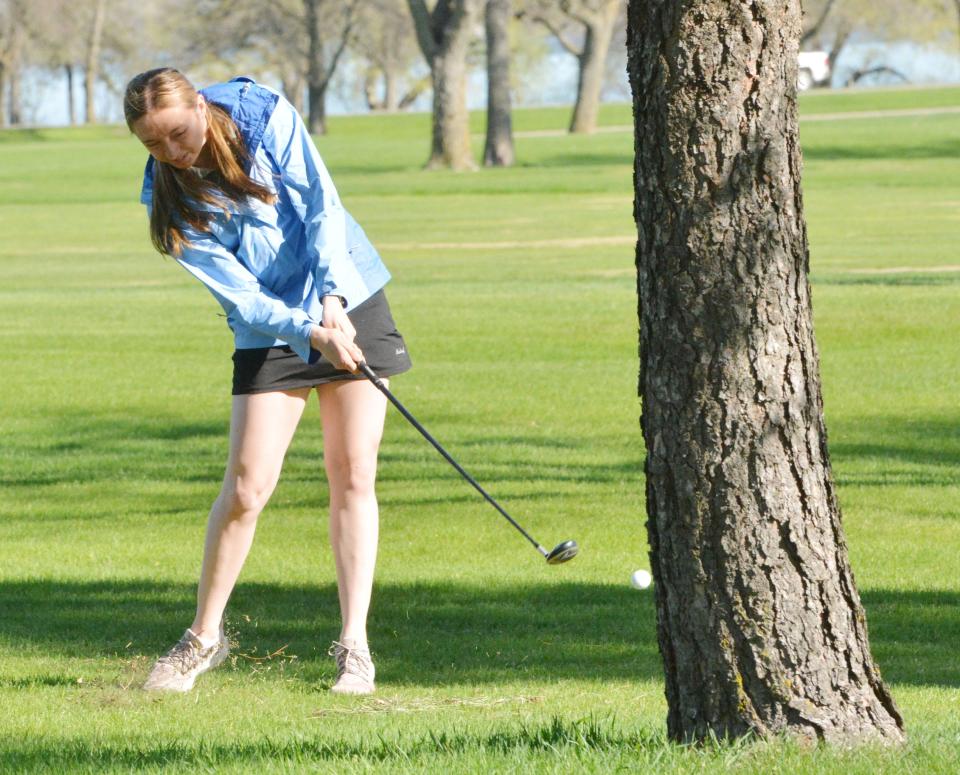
[329,640,373,681]
[157,635,202,674]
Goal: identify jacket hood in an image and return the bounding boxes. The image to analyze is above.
[139,76,280,209]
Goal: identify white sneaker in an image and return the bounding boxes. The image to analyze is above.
[329,640,375,695]
[143,628,229,692]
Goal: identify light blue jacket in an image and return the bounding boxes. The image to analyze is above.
[139,77,392,363]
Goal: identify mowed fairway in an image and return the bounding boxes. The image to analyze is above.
[0,86,958,773]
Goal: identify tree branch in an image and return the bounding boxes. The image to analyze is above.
[559,0,600,29]
[800,0,838,46]
[321,0,360,88]
[406,0,437,61]
[521,11,584,56]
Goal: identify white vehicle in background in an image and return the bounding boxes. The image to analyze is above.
[798,51,831,90]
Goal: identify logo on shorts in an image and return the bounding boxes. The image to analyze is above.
[395,347,406,355]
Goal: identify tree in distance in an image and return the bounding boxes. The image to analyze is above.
[518,0,624,134]
[352,0,426,112]
[407,0,484,170]
[484,0,515,167]
[628,0,905,745]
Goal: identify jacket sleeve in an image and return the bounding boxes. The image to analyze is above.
[175,225,318,363]
[259,95,350,303]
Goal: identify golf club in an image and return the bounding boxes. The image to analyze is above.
[358,362,578,565]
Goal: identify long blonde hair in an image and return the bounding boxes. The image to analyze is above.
[123,68,277,258]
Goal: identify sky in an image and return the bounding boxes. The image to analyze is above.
[13,41,960,128]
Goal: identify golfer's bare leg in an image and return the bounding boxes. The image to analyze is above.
[318,378,388,646]
[190,388,310,640]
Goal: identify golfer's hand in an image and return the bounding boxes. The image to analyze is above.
[322,295,356,343]
[310,325,363,373]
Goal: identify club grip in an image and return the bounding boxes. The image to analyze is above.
[358,361,383,387]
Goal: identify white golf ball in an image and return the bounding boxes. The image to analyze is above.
[630,569,652,589]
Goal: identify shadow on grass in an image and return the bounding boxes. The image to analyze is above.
[0,717,664,770]
[0,579,956,688]
[1,408,641,492]
[861,589,960,687]
[0,579,660,686]
[813,273,960,287]
[803,138,960,161]
[531,152,632,168]
[830,415,960,488]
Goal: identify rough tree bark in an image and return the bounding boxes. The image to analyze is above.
[84,0,105,124]
[627,0,904,744]
[484,0,515,166]
[407,0,482,170]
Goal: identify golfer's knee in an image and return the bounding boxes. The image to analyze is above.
[325,454,377,496]
[221,475,275,518]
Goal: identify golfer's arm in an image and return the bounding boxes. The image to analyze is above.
[260,96,351,302]
[176,230,317,363]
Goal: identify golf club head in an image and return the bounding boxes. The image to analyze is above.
[546,539,579,565]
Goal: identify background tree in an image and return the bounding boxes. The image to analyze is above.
[801,0,958,84]
[84,0,106,123]
[407,0,483,170]
[953,0,960,56]
[352,0,424,112]
[483,0,514,166]
[304,0,360,134]
[628,0,905,744]
[183,0,308,113]
[0,0,26,126]
[518,0,624,133]
[184,0,358,134]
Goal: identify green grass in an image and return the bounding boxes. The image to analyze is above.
[1,88,959,772]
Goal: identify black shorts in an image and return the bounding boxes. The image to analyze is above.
[231,289,412,395]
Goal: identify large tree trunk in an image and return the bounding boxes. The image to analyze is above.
[569,0,620,134]
[408,0,481,170]
[628,0,904,745]
[483,0,514,166]
[84,0,106,124]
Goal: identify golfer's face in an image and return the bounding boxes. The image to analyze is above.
[133,96,208,169]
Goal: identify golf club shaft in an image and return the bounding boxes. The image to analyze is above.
[358,362,548,557]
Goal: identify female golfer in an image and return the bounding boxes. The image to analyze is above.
[124,68,410,695]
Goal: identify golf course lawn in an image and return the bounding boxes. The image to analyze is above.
[0,85,958,773]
